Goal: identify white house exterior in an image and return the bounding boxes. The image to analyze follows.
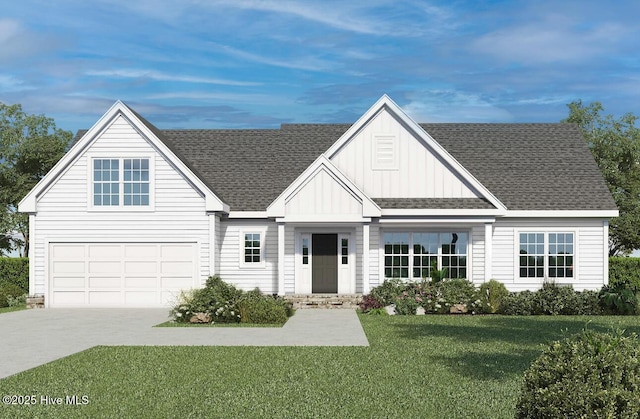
[19,95,618,307]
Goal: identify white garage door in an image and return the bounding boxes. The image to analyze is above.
[48,242,197,307]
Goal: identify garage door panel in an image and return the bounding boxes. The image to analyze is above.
[88,245,121,259]
[52,261,85,274]
[161,276,193,288]
[125,245,158,259]
[52,291,86,305]
[52,244,85,259]
[52,277,85,288]
[125,277,158,288]
[89,277,121,288]
[89,261,121,274]
[49,242,196,307]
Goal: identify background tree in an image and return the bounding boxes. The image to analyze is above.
[0,102,72,257]
[564,100,640,256]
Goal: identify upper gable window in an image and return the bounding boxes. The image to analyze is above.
[92,158,151,208]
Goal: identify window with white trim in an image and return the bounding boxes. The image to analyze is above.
[519,232,574,278]
[244,233,262,263]
[302,237,309,265]
[384,232,468,280]
[93,158,150,207]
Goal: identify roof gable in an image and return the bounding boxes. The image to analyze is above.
[267,156,381,220]
[325,95,508,212]
[19,101,228,213]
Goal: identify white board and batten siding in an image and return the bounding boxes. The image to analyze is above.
[330,108,481,199]
[218,219,278,294]
[34,115,212,306]
[491,218,608,291]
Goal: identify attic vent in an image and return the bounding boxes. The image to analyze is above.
[372,135,398,170]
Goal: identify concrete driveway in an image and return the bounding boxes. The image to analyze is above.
[0,308,369,379]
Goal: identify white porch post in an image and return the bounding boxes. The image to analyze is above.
[603,219,609,285]
[484,222,493,281]
[208,213,217,280]
[362,223,370,294]
[278,222,285,295]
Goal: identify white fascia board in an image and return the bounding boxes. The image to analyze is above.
[228,211,270,218]
[324,94,508,213]
[504,210,619,218]
[379,217,496,225]
[19,101,128,213]
[275,216,372,224]
[381,208,504,217]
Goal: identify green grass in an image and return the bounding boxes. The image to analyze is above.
[1,315,639,418]
[0,305,26,314]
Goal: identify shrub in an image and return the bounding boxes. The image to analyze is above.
[0,258,28,293]
[499,290,536,315]
[237,290,288,324]
[370,279,407,306]
[599,285,639,315]
[0,284,26,308]
[359,294,383,313]
[609,257,640,291]
[437,279,477,309]
[532,281,582,315]
[6,293,27,307]
[477,280,509,313]
[516,329,640,418]
[170,277,294,324]
[393,289,421,315]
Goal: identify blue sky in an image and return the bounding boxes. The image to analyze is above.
[1,0,639,132]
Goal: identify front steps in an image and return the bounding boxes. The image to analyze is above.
[285,294,363,309]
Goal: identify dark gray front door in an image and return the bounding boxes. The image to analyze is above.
[312,234,338,293]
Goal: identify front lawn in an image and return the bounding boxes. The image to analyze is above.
[1,315,638,418]
[0,305,26,314]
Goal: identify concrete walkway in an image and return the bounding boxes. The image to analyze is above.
[0,308,369,379]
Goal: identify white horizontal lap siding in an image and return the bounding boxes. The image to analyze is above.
[330,108,479,199]
[492,218,606,292]
[218,220,278,293]
[368,224,381,289]
[33,115,210,296]
[471,225,485,285]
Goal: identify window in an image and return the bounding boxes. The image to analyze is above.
[244,233,261,263]
[302,237,309,265]
[519,232,574,279]
[93,158,150,207]
[384,233,409,278]
[341,238,349,264]
[384,232,468,280]
[93,159,119,206]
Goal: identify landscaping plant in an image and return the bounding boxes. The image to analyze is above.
[516,329,640,418]
[477,279,509,313]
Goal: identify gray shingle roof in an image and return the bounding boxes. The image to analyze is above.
[373,198,496,210]
[73,119,617,213]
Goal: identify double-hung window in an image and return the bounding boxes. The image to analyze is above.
[240,229,266,267]
[519,232,574,279]
[93,158,150,208]
[384,232,468,280]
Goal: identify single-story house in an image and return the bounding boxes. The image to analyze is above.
[19,95,618,307]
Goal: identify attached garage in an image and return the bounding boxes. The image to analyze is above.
[48,242,197,307]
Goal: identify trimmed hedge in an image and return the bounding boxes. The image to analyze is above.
[0,258,28,293]
[609,257,640,291]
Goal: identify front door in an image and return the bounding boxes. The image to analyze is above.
[312,234,338,293]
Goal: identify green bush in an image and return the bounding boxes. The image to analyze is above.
[599,285,639,315]
[0,258,28,293]
[477,280,509,313]
[516,329,640,418]
[370,279,407,306]
[237,290,288,324]
[499,290,536,315]
[0,284,26,308]
[170,277,294,324]
[609,257,640,291]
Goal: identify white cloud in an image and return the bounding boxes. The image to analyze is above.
[85,69,261,86]
[403,90,513,122]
